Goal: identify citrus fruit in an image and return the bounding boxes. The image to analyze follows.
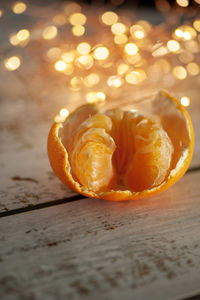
[47,91,194,201]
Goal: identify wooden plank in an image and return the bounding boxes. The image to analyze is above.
[1,93,200,213]
[0,99,76,213]
[0,171,200,300]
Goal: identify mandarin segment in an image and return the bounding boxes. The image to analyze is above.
[47,91,194,201]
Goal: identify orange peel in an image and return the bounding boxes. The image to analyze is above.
[47,91,194,201]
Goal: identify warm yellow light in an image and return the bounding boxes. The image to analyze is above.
[84,73,100,87]
[125,71,140,85]
[70,76,82,90]
[137,20,151,32]
[193,20,200,32]
[46,48,61,61]
[12,2,27,14]
[86,91,106,103]
[176,0,189,7]
[54,115,62,123]
[186,62,199,76]
[167,40,180,52]
[0,9,3,17]
[124,43,138,55]
[77,42,91,55]
[63,63,74,75]
[101,11,118,25]
[76,55,93,69]
[111,23,126,35]
[174,28,183,38]
[93,47,109,60]
[53,14,67,26]
[59,108,69,119]
[54,60,67,71]
[183,31,191,40]
[107,75,122,88]
[42,26,57,40]
[69,13,86,25]
[136,69,147,82]
[9,34,20,46]
[62,51,75,63]
[72,25,85,36]
[117,64,129,75]
[17,29,30,41]
[4,56,21,71]
[114,34,128,44]
[180,96,190,107]
[134,30,145,39]
[173,66,187,80]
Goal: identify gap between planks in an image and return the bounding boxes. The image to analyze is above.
[1,165,200,219]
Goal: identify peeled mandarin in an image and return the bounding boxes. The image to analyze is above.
[47,91,194,201]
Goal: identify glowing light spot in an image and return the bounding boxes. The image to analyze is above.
[54,115,62,123]
[167,40,180,52]
[69,13,86,25]
[180,96,190,107]
[77,42,91,55]
[193,20,200,32]
[173,66,187,80]
[93,47,109,60]
[137,20,151,32]
[72,25,85,36]
[107,75,122,88]
[84,73,100,87]
[4,56,21,71]
[174,28,183,38]
[101,11,118,25]
[134,30,145,39]
[183,31,191,40]
[70,76,82,91]
[117,64,129,75]
[76,55,93,69]
[186,62,199,76]
[111,23,126,35]
[17,29,30,41]
[62,51,75,63]
[0,9,3,17]
[59,108,69,119]
[46,48,61,61]
[53,14,67,26]
[12,2,27,14]
[114,34,128,44]
[54,60,67,71]
[176,0,189,7]
[125,72,140,85]
[86,92,106,103]
[124,43,138,55]
[42,26,57,40]
[9,34,20,46]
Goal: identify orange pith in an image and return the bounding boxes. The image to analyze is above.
[47,91,194,201]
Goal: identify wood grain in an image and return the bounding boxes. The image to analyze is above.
[0,94,200,213]
[0,171,200,300]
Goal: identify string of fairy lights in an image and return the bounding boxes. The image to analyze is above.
[1,1,200,122]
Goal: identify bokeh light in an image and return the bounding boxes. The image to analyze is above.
[4,56,21,71]
[12,2,27,14]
